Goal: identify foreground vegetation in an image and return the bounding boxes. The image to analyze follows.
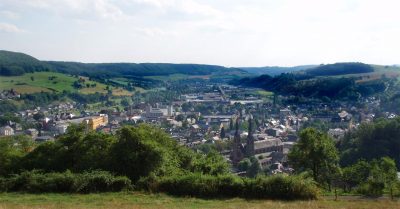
[0,192,399,209]
[0,124,318,200]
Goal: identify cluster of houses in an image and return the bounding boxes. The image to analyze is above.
[1,84,398,175]
[0,89,20,100]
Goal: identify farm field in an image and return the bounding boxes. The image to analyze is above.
[0,193,399,209]
[0,72,132,96]
[314,65,400,83]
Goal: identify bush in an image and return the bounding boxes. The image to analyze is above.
[157,173,244,198]
[243,175,319,200]
[357,178,385,197]
[76,170,132,193]
[152,173,318,200]
[0,170,132,193]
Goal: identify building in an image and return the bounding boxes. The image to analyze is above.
[328,128,346,140]
[142,105,174,121]
[230,118,243,165]
[280,108,291,121]
[55,123,69,135]
[25,128,39,138]
[86,114,108,130]
[0,126,14,136]
[253,138,283,154]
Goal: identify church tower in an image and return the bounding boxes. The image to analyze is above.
[246,116,255,157]
[231,117,243,165]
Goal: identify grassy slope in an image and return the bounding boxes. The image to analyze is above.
[0,72,132,96]
[0,193,398,209]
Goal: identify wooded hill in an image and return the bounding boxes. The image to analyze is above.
[0,50,247,78]
[232,62,400,100]
[0,50,51,76]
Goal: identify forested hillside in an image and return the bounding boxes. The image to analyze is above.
[303,63,374,76]
[0,50,51,76]
[0,50,246,78]
[46,61,246,78]
[233,62,399,100]
[240,65,316,76]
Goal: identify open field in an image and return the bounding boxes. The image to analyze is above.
[0,193,399,209]
[313,65,400,83]
[144,74,190,81]
[0,72,132,96]
[256,90,274,97]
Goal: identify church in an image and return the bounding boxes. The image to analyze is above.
[230,116,284,168]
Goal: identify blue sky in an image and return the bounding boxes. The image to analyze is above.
[0,0,399,67]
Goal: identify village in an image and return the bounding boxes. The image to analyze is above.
[0,83,396,175]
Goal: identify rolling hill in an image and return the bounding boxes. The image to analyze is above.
[0,50,51,76]
[0,50,248,83]
[0,71,132,96]
[232,62,400,100]
[0,50,251,94]
[240,65,316,76]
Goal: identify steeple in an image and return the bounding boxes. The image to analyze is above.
[246,115,255,157]
[234,117,240,138]
[231,117,243,165]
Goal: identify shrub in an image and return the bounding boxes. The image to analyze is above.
[357,178,385,197]
[0,170,132,193]
[243,175,319,200]
[76,170,132,193]
[154,173,318,200]
[157,173,243,198]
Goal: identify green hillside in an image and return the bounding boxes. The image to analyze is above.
[0,50,249,87]
[46,61,248,81]
[302,63,374,76]
[232,62,400,100]
[240,65,316,76]
[0,71,132,95]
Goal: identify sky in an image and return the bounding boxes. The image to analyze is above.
[0,0,399,67]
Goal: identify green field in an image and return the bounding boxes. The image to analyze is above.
[256,90,274,97]
[0,193,398,209]
[0,72,132,96]
[144,73,190,81]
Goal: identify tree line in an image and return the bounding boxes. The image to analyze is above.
[0,124,318,199]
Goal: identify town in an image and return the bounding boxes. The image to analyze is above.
[1,80,394,176]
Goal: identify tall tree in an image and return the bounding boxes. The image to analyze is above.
[288,128,339,185]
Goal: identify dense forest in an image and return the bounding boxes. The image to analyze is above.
[303,63,374,76]
[338,117,400,168]
[0,50,246,78]
[240,65,316,76]
[232,64,390,100]
[47,61,245,78]
[0,50,51,76]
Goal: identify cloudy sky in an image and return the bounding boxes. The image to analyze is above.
[0,0,399,67]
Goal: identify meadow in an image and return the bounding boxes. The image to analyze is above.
[0,193,398,209]
[0,72,132,96]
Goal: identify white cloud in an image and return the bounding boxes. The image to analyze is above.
[0,22,24,33]
[1,0,400,66]
[0,10,20,19]
[1,0,127,21]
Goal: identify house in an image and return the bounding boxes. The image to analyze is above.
[25,128,39,138]
[328,128,346,140]
[0,126,14,136]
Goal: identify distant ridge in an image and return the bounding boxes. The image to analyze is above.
[0,50,51,76]
[240,65,316,76]
[0,50,248,78]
